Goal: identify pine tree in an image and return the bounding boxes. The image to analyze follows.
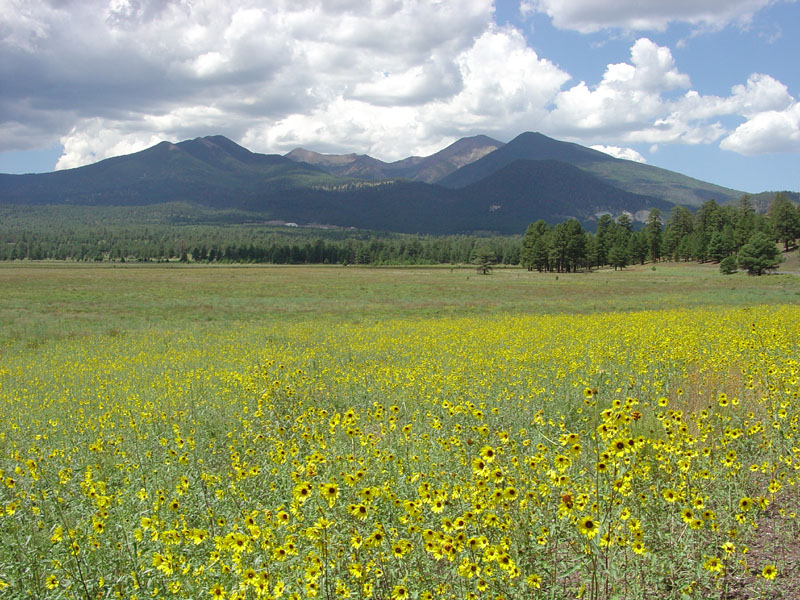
[768,193,800,252]
[645,208,663,262]
[737,232,781,275]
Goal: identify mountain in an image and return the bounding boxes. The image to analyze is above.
[439,132,614,187]
[0,132,754,235]
[0,136,340,206]
[284,148,403,180]
[454,159,674,229]
[440,132,743,207]
[412,135,505,183]
[285,135,503,183]
[234,160,669,235]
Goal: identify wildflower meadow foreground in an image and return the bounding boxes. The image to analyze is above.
[1,305,799,599]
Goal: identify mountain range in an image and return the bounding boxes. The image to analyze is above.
[285,135,503,183]
[0,132,759,235]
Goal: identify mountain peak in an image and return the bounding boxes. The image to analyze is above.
[505,131,615,163]
[286,148,364,167]
[284,135,504,183]
[440,131,617,189]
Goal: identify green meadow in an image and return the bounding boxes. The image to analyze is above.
[2,261,798,350]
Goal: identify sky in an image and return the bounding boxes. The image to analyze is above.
[1,0,798,194]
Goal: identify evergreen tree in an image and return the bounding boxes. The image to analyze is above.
[471,243,497,274]
[521,220,550,271]
[707,231,732,263]
[549,222,570,273]
[687,230,710,263]
[719,255,738,275]
[628,231,648,265]
[585,235,601,270]
[530,232,552,272]
[737,232,781,275]
[645,208,663,262]
[768,192,800,251]
[663,206,693,261]
[608,242,629,270]
[564,219,587,272]
[733,195,756,251]
[595,214,615,266]
[695,199,725,237]
[616,213,633,234]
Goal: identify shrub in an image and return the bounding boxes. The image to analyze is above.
[719,255,738,274]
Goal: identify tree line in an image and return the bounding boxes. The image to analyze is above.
[521,193,798,274]
[2,194,797,271]
[0,224,522,266]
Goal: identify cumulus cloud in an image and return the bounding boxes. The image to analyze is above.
[520,0,782,32]
[720,103,800,154]
[2,0,498,164]
[56,119,166,170]
[240,26,569,159]
[1,1,798,169]
[590,145,647,162]
[543,39,798,154]
[545,38,698,141]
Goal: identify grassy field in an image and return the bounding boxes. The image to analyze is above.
[1,260,798,349]
[1,261,799,600]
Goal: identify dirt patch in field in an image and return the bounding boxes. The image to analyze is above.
[726,490,800,600]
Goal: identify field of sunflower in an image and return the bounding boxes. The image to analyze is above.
[1,264,799,599]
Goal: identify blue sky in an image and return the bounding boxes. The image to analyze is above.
[1,0,798,194]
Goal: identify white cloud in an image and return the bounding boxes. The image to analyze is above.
[720,103,800,154]
[590,145,647,162]
[18,0,570,166]
[520,0,781,32]
[673,73,792,121]
[419,27,569,138]
[243,27,569,160]
[543,38,797,154]
[728,73,794,117]
[546,39,691,137]
[55,119,165,170]
[0,1,798,169]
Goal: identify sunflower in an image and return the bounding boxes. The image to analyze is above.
[293,482,312,504]
[704,557,724,574]
[471,457,488,474]
[320,482,339,507]
[526,573,542,589]
[347,503,369,520]
[720,542,735,555]
[577,515,599,538]
[662,488,678,503]
[242,568,258,586]
[390,585,410,600]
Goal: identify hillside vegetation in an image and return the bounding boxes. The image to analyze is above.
[0,132,752,234]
